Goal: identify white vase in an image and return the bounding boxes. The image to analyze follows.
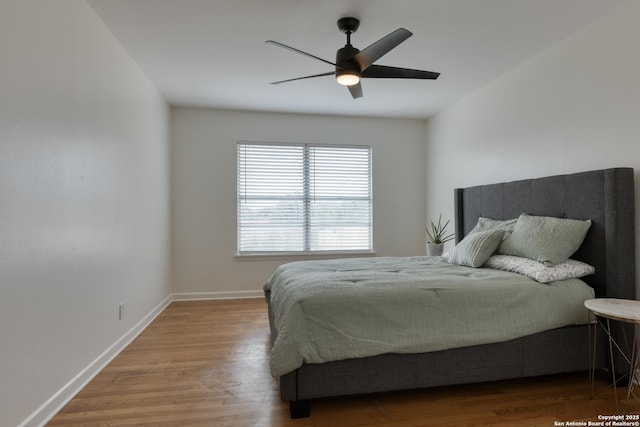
[426,242,444,256]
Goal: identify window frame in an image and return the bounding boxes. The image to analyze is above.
[236,141,374,256]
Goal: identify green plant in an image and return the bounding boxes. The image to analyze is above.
[426,214,455,244]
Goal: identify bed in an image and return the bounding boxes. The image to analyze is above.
[264,168,636,418]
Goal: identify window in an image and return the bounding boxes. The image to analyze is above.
[237,142,372,254]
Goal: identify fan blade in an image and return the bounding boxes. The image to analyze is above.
[353,28,412,71]
[266,40,338,68]
[270,71,335,85]
[347,82,363,99]
[362,64,440,80]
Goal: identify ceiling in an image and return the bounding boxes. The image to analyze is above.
[88,0,626,119]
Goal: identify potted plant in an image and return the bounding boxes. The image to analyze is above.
[426,214,455,256]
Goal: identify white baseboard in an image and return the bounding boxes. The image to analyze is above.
[22,290,264,427]
[21,294,173,427]
[172,290,264,301]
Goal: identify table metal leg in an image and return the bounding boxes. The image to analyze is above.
[606,318,619,411]
[626,325,639,401]
[589,318,597,399]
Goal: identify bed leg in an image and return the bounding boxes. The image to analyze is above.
[289,400,310,418]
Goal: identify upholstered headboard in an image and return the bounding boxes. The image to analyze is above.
[454,168,636,299]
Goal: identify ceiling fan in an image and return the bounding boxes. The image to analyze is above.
[266,17,440,99]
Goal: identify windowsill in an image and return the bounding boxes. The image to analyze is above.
[234,251,376,261]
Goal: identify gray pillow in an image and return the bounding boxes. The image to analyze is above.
[448,229,505,268]
[469,217,518,240]
[498,214,591,266]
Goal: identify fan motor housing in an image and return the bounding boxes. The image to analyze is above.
[336,45,360,65]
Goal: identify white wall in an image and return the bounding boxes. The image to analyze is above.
[171,108,426,295]
[425,1,640,257]
[0,1,171,426]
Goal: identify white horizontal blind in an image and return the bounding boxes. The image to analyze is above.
[237,143,305,252]
[308,145,371,251]
[237,142,372,254]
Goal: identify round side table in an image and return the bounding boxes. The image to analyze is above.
[584,298,640,410]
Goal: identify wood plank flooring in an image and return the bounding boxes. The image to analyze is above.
[48,299,639,426]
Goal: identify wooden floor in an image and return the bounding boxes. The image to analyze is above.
[48,299,639,426]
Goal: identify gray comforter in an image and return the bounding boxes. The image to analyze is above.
[264,256,594,377]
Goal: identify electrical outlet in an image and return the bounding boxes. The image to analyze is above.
[119,303,125,320]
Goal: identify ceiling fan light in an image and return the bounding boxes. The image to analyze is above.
[336,72,360,86]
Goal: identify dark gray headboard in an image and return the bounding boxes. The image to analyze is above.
[454,168,636,299]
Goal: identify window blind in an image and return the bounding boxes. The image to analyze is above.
[237,142,372,254]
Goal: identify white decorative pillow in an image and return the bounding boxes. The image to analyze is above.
[485,254,595,283]
[447,230,504,268]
